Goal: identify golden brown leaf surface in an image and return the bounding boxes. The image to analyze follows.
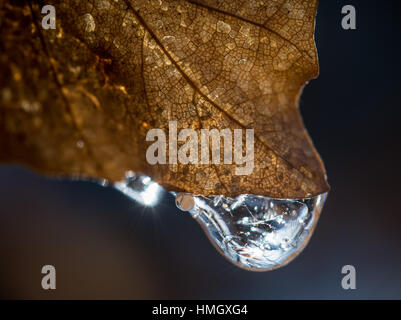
[0,0,329,198]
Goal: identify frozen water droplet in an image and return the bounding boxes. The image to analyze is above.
[176,193,195,211]
[175,192,327,271]
[114,173,162,207]
[109,171,327,271]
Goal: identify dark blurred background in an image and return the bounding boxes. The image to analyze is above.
[0,0,400,299]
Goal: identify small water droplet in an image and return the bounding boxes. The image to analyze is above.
[114,172,162,207]
[176,193,195,211]
[125,170,135,179]
[76,140,85,149]
[217,20,231,34]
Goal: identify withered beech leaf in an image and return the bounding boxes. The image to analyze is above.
[0,0,329,199]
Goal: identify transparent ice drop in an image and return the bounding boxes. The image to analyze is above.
[111,172,327,271]
[175,192,327,271]
[114,171,163,207]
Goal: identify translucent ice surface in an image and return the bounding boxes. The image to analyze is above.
[175,192,327,271]
[112,172,327,271]
[114,171,162,207]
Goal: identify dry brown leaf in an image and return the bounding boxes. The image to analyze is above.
[0,0,329,198]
